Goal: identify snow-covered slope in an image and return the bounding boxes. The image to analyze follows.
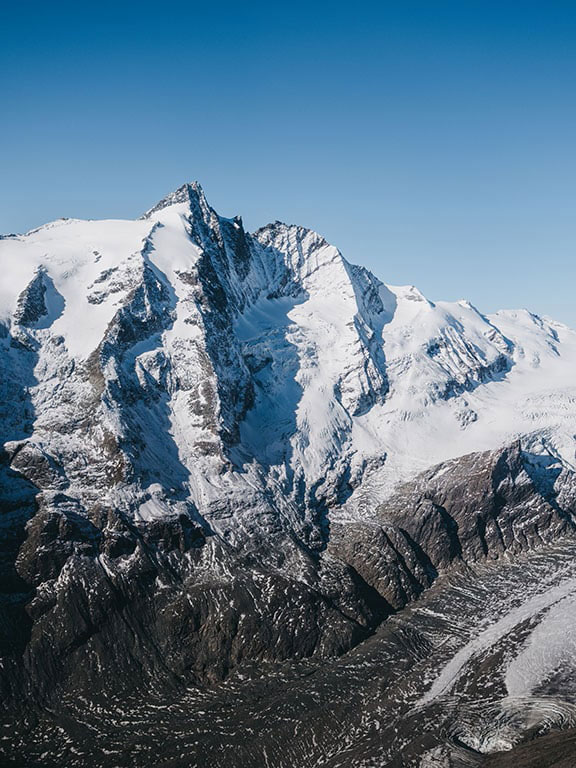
[1,182,576,545]
[347,288,576,515]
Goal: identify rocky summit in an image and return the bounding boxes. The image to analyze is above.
[2,183,576,767]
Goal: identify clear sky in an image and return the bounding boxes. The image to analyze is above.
[2,1,575,324]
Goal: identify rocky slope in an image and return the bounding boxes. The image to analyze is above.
[6,531,576,768]
[2,183,576,765]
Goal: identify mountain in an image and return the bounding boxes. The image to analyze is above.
[2,182,576,767]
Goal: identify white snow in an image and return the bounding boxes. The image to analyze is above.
[0,218,154,358]
[505,592,576,698]
[419,573,576,706]
[343,288,576,512]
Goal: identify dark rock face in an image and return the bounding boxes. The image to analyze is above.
[483,728,576,768]
[13,269,48,327]
[329,442,576,611]
[0,497,390,714]
[4,537,576,768]
[2,439,576,768]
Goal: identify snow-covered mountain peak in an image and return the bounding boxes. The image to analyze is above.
[141,181,208,220]
[254,220,331,250]
[392,283,434,306]
[1,184,576,545]
[253,220,348,292]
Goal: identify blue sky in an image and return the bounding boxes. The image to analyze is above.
[2,1,575,323]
